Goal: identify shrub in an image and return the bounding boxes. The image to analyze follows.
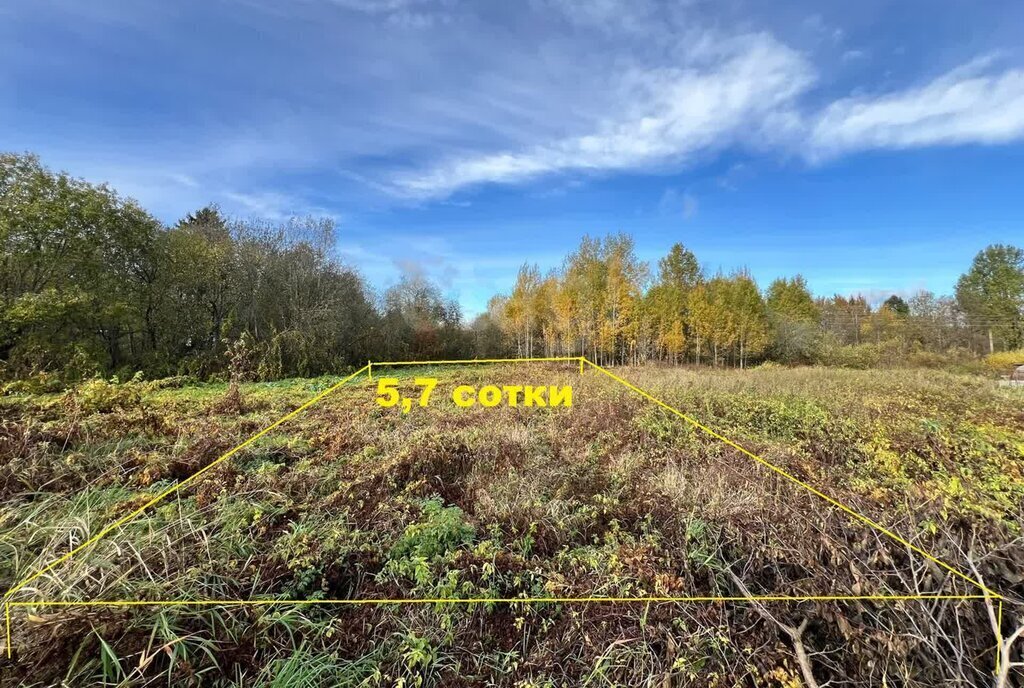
[905,346,978,371]
[225,333,258,383]
[983,349,1024,374]
[1,370,65,395]
[144,375,200,390]
[62,373,145,414]
[390,499,475,561]
[817,341,882,369]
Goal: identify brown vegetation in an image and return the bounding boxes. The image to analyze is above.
[1,364,1022,685]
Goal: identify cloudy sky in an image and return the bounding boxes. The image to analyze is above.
[4,0,1024,315]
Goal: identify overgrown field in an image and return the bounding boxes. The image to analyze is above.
[1,364,1022,686]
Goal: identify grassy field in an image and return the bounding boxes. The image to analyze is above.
[1,364,1022,686]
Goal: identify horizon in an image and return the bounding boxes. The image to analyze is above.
[4,0,1024,316]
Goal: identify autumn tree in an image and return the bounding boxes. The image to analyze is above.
[648,243,701,362]
[550,276,577,356]
[507,264,543,357]
[819,295,872,346]
[701,275,735,366]
[14,152,1020,379]
[723,271,769,368]
[601,234,647,364]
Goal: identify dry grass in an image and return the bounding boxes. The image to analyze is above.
[0,364,1021,686]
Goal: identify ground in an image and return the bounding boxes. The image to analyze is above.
[0,364,1022,686]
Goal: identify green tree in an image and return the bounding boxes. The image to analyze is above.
[384,271,463,360]
[766,276,820,363]
[955,244,1024,353]
[657,243,701,293]
[470,312,508,358]
[883,295,910,316]
[0,152,161,377]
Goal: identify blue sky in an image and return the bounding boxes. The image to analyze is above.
[3,0,1024,317]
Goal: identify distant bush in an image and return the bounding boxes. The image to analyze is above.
[905,346,979,371]
[815,339,988,372]
[62,373,146,414]
[1,370,65,395]
[817,341,882,369]
[144,375,201,390]
[983,349,1024,374]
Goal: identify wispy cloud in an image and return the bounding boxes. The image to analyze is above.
[389,50,1024,198]
[392,32,814,198]
[659,188,698,220]
[325,0,457,28]
[716,162,751,191]
[221,190,340,222]
[536,0,661,34]
[7,0,1024,215]
[807,55,1024,159]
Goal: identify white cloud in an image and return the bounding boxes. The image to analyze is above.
[390,48,1024,199]
[537,0,660,33]
[716,162,750,191]
[392,32,815,198]
[321,0,456,29]
[801,13,844,44]
[167,173,199,188]
[326,0,437,14]
[10,0,1024,215]
[221,190,324,221]
[807,56,1024,159]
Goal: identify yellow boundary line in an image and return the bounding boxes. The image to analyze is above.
[7,594,988,608]
[373,357,580,366]
[0,355,1006,661]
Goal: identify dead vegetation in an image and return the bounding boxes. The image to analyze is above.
[1,364,1022,686]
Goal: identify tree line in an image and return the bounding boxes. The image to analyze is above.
[483,234,1024,368]
[1,153,469,385]
[2,153,1023,385]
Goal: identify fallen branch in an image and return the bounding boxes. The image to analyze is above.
[728,570,822,688]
